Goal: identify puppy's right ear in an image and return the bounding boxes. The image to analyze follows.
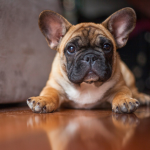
[39,10,72,50]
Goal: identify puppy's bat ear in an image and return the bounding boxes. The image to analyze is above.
[102,7,136,48]
[39,10,72,50]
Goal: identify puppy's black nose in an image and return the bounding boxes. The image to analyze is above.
[83,54,98,64]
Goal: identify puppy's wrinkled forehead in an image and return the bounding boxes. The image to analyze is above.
[70,26,105,47]
[59,23,115,52]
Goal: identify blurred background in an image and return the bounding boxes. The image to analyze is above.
[0,0,150,104]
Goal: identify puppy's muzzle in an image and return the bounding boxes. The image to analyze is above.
[82,53,99,83]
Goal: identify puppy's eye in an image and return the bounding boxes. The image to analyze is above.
[103,43,111,51]
[67,46,76,54]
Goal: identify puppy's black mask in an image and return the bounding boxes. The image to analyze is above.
[64,31,113,84]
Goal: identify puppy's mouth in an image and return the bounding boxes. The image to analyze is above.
[84,70,99,84]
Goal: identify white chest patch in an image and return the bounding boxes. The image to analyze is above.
[61,79,116,109]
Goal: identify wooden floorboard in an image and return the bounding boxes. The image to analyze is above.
[0,105,150,150]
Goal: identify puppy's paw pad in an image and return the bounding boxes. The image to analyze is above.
[112,98,140,113]
[27,96,54,113]
[27,97,37,110]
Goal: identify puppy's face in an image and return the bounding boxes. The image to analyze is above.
[63,25,113,84]
[39,8,136,84]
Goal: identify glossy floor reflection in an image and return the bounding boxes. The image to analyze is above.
[0,106,150,150]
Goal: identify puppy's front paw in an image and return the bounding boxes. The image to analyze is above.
[112,98,140,113]
[27,96,57,113]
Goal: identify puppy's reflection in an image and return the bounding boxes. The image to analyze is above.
[27,109,150,150]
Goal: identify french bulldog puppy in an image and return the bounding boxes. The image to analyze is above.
[27,7,150,113]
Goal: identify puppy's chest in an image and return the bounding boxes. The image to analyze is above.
[64,83,108,108]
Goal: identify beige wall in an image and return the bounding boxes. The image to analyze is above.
[0,0,61,103]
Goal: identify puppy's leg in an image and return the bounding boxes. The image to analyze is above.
[120,60,150,105]
[112,86,140,113]
[131,87,150,105]
[27,87,59,113]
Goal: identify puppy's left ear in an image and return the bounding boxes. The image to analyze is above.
[102,7,136,48]
[39,10,72,50]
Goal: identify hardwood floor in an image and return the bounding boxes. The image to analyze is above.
[0,105,150,150]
